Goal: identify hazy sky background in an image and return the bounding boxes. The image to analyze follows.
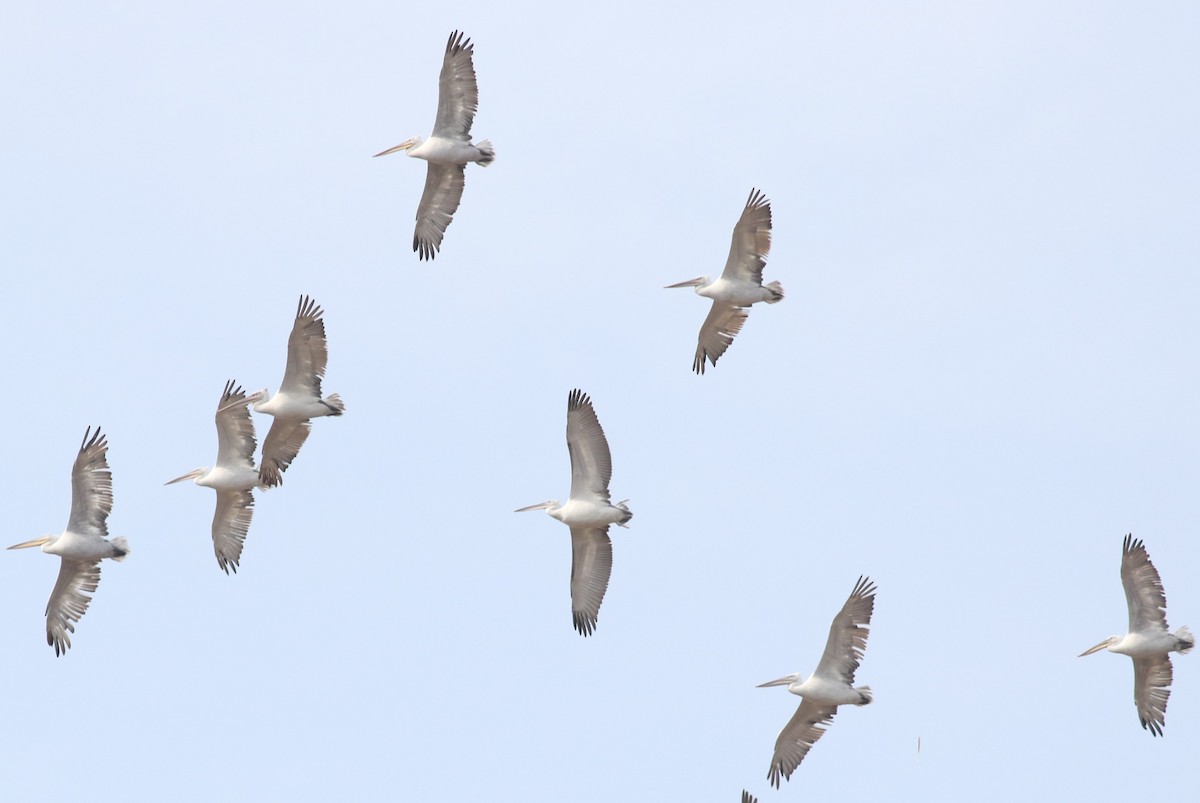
[2,2,1198,800]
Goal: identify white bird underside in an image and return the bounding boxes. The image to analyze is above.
[168,380,261,573]
[1080,534,1194,736]
[374,30,494,260]
[253,295,345,488]
[667,189,783,374]
[760,576,876,787]
[516,389,632,636]
[8,427,129,656]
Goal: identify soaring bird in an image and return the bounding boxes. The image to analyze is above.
[758,577,876,787]
[516,389,632,636]
[666,189,783,374]
[1080,534,1193,735]
[167,380,264,573]
[225,295,344,488]
[374,30,495,260]
[8,427,130,655]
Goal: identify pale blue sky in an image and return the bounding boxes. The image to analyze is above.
[2,2,1198,800]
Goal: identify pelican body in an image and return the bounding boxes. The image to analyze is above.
[8,427,129,655]
[516,389,632,636]
[374,30,495,260]
[759,576,876,787]
[1080,534,1193,735]
[225,295,344,487]
[167,380,264,573]
[667,188,783,374]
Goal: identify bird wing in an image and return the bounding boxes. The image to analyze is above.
[212,489,254,574]
[259,418,312,488]
[741,792,757,803]
[719,188,772,284]
[45,558,102,656]
[692,301,749,375]
[66,427,112,538]
[1132,654,1174,736]
[278,295,330,398]
[432,30,480,141]
[767,697,838,788]
[812,576,877,685]
[566,389,613,502]
[215,380,258,471]
[569,527,613,637]
[413,162,466,260]
[1121,534,1170,634]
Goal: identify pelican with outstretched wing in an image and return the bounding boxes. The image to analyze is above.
[224,295,344,488]
[8,427,130,655]
[758,577,876,787]
[1080,534,1193,735]
[374,30,495,260]
[167,380,264,573]
[666,188,783,374]
[516,389,632,636]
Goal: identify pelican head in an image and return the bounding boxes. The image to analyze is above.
[373,137,422,158]
[165,467,208,486]
[1079,636,1121,657]
[7,534,54,553]
[665,276,710,292]
[757,673,803,692]
[515,500,560,515]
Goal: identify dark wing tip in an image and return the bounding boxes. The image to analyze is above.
[296,294,323,321]
[80,425,106,453]
[573,611,597,637]
[746,188,770,210]
[567,388,593,412]
[447,30,473,55]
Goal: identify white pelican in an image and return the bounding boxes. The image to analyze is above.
[758,576,876,787]
[224,295,344,487]
[666,189,783,374]
[8,427,129,656]
[516,389,632,636]
[167,380,264,573]
[374,30,495,260]
[1080,534,1193,735]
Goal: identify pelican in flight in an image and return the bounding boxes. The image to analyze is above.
[222,295,344,487]
[1080,534,1193,735]
[167,380,264,573]
[758,576,876,787]
[516,389,632,636]
[8,427,130,655]
[666,189,783,374]
[374,30,495,260]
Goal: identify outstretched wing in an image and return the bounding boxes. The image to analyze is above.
[432,30,480,141]
[45,558,102,656]
[692,301,749,375]
[1121,534,1170,635]
[67,427,112,538]
[566,389,614,502]
[767,698,838,788]
[259,418,312,488]
[215,380,258,471]
[279,295,330,399]
[212,489,255,574]
[569,527,613,637]
[812,576,877,685]
[719,189,772,284]
[413,162,467,260]
[1133,654,1174,736]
